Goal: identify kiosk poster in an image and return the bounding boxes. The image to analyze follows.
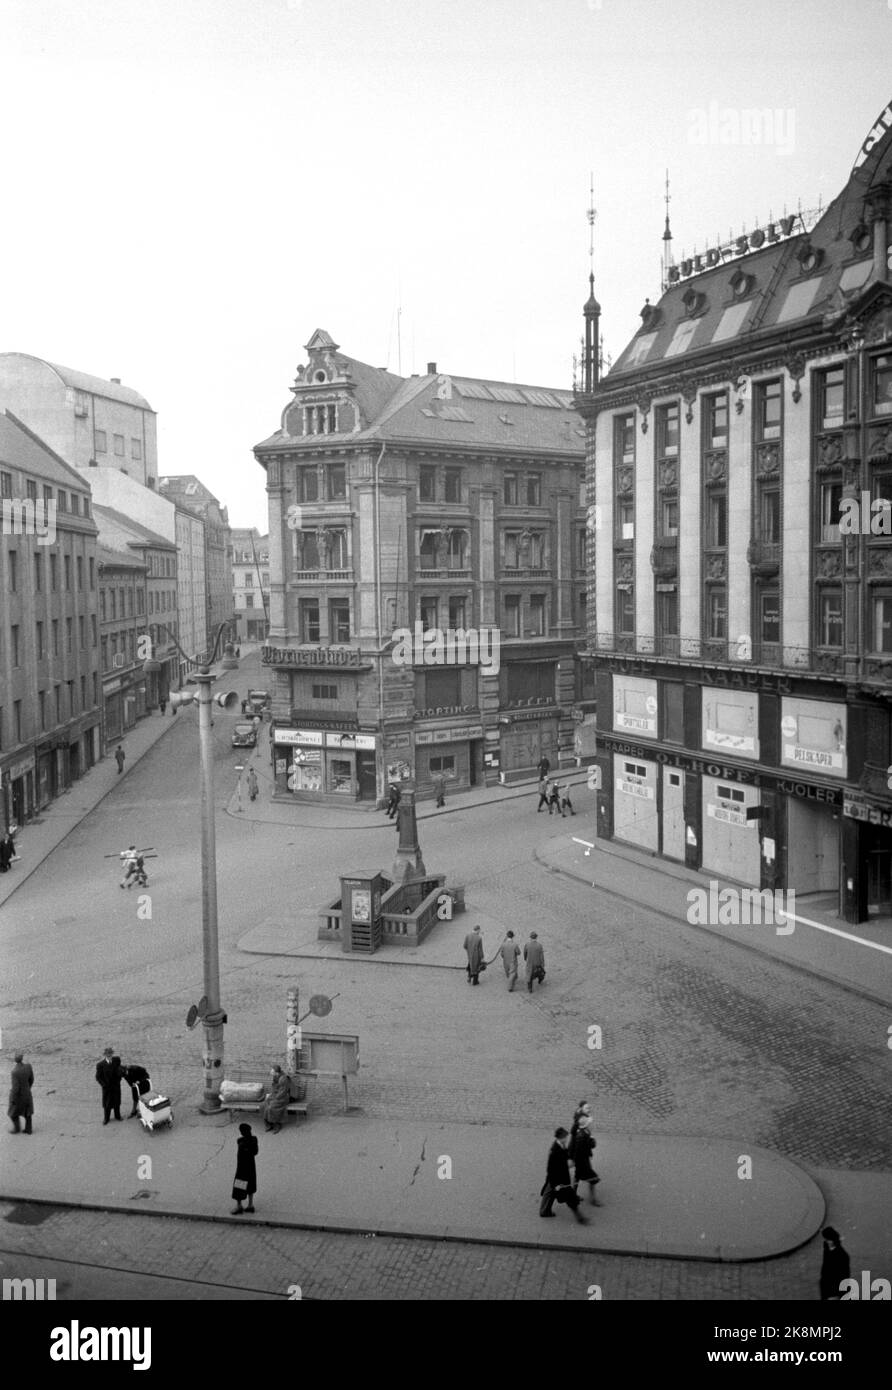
[351,889,371,923]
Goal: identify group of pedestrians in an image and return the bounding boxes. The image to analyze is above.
[464,926,546,993]
[539,1101,601,1223]
[95,1046,151,1123]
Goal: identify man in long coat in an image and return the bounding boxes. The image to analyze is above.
[96,1047,123,1124]
[500,931,521,992]
[262,1065,291,1134]
[463,925,485,985]
[539,1128,586,1222]
[8,1052,34,1134]
[819,1227,851,1300]
[524,932,546,992]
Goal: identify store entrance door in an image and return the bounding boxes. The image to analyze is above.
[866,825,892,915]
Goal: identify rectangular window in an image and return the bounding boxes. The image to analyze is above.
[79,615,85,648]
[36,621,44,658]
[755,379,782,441]
[615,413,635,462]
[429,755,456,776]
[872,594,892,653]
[64,555,71,590]
[101,636,108,669]
[419,466,436,501]
[618,500,634,541]
[94,429,107,453]
[14,700,22,742]
[657,588,678,636]
[0,471,11,498]
[444,468,462,502]
[82,496,90,518]
[11,624,20,666]
[113,434,125,456]
[52,619,59,655]
[419,596,438,630]
[760,590,780,644]
[656,402,680,458]
[820,482,843,543]
[328,529,347,568]
[312,683,338,700]
[820,366,845,429]
[66,617,72,653]
[89,557,95,588]
[34,553,42,591]
[503,472,518,505]
[76,555,83,590]
[577,529,587,569]
[327,464,346,499]
[38,690,46,731]
[707,588,727,640]
[8,550,17,591]
[300,600,320,644]
[448,595,466,628]
[329,599,350,642]
[503,594,521,637]
[759,488,781,543]
[297,467,319,502]
[91,614,97,646]
[662,681,685,744]
[819,589,843,647]
[616,587,635,635]
[70,493,79,515]
[131,438,142,461]
[707,493,727,548]
[26,479,38,502]
[526,474,541,506]
[661,499,679,538]
[704,393,728,446]
[504,533,520,569]
[529,594,546,636]
[871,353,892,418]
[244,571,254,587]
[245,593,254,608]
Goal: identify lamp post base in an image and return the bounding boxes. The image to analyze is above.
[200,1011,226,1113]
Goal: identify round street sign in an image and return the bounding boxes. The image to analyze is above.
[308,994,333,1017]
[186,1004,199,1030]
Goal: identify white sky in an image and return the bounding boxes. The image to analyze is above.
[0,0,888,531]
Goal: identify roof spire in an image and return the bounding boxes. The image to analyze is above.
[583,173,601,393]
[661,169,673,292]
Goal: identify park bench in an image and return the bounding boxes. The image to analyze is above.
[218,1067,308,1121]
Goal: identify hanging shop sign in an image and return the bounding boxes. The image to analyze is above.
[415,725,483,746]
[844,797,892,828]
[262,645,367,669]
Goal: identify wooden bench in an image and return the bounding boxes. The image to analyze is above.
[218,1067,308,1121]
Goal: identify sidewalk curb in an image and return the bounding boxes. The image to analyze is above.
[0,1190,823,1265]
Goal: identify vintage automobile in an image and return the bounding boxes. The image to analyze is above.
[231,721,259,749]
[247,689,271,717]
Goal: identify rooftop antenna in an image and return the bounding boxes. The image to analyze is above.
[588,171,597,274]
[661,169,673,292]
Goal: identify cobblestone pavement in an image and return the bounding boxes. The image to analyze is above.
[0,1202,823,1301]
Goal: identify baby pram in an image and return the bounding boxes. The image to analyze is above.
[138,1090,173,1131]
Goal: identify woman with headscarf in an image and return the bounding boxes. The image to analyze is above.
[231,1123,258,1214]
[262,1065,291,1134]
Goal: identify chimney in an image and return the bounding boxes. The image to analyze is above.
[427,361,437,375]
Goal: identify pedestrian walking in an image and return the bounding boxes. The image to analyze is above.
[463,925,485,985]
[537,756,550,781]
[114,745,126,775]
[241,699,248,715]
[386,783,401,819]
[524,932,546,992]
[560,783,576,816]
[570,1113,601,1205]
[535,776,551,813]
[819,1227,851,1300]
[539,1127,587,1223]
[262,1065,291,1134]
[247,767,259,802]
[547,780,563,815]
[159,698,167,715]
[8,1052,34,1135]
[96,1047,123,1124]
[121,1063,151,1118]
[500,931,521,992]
[0,831,13,873]
[433,773,447,808]
[231,1122,258,1214]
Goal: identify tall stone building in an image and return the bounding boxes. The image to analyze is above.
[159,476,232,645]
[576,99,892,922]
[0,412,101,829]
[254,331,587,804]
[230,527,270,643]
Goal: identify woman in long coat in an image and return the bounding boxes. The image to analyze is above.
[231,1123,258,1214]
[8,1052,34,1134]
[263,1066,290,1134]
[570,1112,601,1205]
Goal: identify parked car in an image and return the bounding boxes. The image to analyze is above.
[247,690,271,717]
[231,722,258,749]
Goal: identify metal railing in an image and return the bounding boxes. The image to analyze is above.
[583,633,857,676]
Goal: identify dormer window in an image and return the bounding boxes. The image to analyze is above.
[730,268,755,299]
[640,300,661,330]
[796,241,824,274]
[681,288,707,317]
[849,223,872,255]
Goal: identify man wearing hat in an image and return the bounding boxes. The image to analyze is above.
[8,1052,34,1135]
[523,932,546,992]
[539,1128,587,1223]
[819,1227,851,1300]
[95,1047,123,1124]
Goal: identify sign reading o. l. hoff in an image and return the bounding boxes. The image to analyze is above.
[262,645,367,668]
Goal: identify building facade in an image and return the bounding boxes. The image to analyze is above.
[0,354,158,488]
[92,506,178,707]
[97,547,149,745]
[230,527,270,642]
[159,476,232,643]
[0,412,102,829]
[576,100,892,923]
[254,331,587,805]
[174,505,208,679]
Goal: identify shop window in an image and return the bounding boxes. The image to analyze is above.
[429,755,456,775]
[872,593,892,653]
[444,468,463,502]
[503,594,521,637]
[419,466,436,501]
[329,599,350,642]
[419,596,438,630]
[300,599,320,644]
[327,464,346,499]
[819,589,843,647]
[820,481,843,542]
[819,366,845,429]
[503,472,519,505]
[312,683,338,700]
[662,681,684,744]
[328,758,352,793]
[755,379,782,441]
[526,474,541,506]
[870,353,892,417]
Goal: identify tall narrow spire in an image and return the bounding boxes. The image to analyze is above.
[661,169,673,293]
[583,173,601,393]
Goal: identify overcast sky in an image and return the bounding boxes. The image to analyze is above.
[0,0,888,531]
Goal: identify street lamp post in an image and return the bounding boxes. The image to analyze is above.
[144,622,238,1113]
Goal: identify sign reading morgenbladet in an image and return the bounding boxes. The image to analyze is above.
[667,215,800,283]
